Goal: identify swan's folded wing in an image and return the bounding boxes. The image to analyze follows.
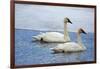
[43,32,64,42]
[63,42,85,52]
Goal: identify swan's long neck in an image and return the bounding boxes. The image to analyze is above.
[77,32,83,46]
[64,22,70,41]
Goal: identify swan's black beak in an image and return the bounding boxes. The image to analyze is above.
[64,17,72,24]
[80,28,87,34]
[67,18,72,24]
[82,31,87,34]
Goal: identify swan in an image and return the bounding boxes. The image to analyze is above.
[51,28,87,53]
[32,17,72,42]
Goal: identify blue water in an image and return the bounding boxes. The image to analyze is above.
[15,29,94,65]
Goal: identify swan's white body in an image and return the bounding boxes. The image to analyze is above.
[51,29,87,53]
[32,32,70,42]
[32,17,72,42]
[51,42,86,53]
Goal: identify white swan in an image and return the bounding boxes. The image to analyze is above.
[51,28,87,53]
[32,17,72,42]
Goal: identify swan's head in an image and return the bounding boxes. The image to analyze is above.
[79,28,87,34]
[64,17,72,24]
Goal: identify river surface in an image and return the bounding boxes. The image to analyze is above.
[15,29,94,65]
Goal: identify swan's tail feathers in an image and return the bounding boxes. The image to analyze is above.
[50,48,54,50]
[40,32,43,34]
[50,47,59,52]
[50,48,57,53]
[32,36,39,41]
[50,48,64,53]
